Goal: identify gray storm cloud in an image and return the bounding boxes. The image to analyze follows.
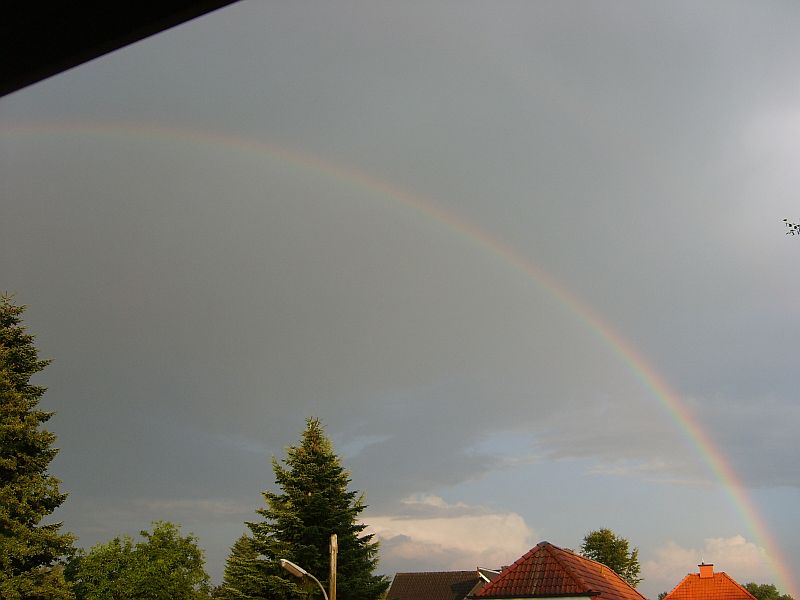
[3,1,799,594]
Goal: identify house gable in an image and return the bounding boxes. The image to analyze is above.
[664,564,758,600]
[473,542,646,600]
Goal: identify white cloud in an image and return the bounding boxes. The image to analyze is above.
[644,536,772,592]
[365,496,534,571]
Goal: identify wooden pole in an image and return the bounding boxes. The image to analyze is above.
[329,533,337,600]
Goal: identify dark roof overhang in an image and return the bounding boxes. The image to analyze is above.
[2,1,240,97]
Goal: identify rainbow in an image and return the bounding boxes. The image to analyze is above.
[2,120,796,594]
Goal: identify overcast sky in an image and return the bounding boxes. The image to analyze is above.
[2,2,799,597]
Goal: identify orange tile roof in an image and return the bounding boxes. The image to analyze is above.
[664,570,757,600]
[474,542,646,600]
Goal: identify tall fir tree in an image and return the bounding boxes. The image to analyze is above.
[220,535,261,600]
[230,418,388,600]
[0,295,74,599]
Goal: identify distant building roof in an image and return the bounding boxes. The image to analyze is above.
[388,571,483,600]
[664,564,757,600]
[473,542,646,600]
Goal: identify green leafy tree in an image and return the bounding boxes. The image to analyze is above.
[66,521,210,599]
[580,528,642,588]
[66,536,137,599]
[0,295,75,599]
[743,583,795,600]
[232,417,389,600]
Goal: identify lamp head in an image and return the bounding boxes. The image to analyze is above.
[280,559,308,578]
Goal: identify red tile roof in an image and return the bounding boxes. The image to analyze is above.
[388,571,483,600]
[664,569,757,600]
[473,542,646,600]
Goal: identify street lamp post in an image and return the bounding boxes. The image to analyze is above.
[329,534,337,600]
[280,535,337,600]
[280,559,329,600]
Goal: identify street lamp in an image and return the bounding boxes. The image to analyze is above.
[279,533,337,600]
[280,559,329,600]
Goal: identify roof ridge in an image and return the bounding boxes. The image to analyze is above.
[555,546,648,600]
[472,544,538,597]
[719,572,758,600]
[542,542,592,592]
[474,541,649,600]
[663,573,691,600]
[663,570,758,600]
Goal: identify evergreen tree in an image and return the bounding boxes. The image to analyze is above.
[221,535,261,599]
[234,418,388,600]
[580,528,642,588]
[0,295,75,599]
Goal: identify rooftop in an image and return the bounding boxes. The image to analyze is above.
[664,565,757,600]
[474,541,646,600]
[387,570,484,600]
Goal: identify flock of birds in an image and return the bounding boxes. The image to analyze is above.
[783,219,799,235]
